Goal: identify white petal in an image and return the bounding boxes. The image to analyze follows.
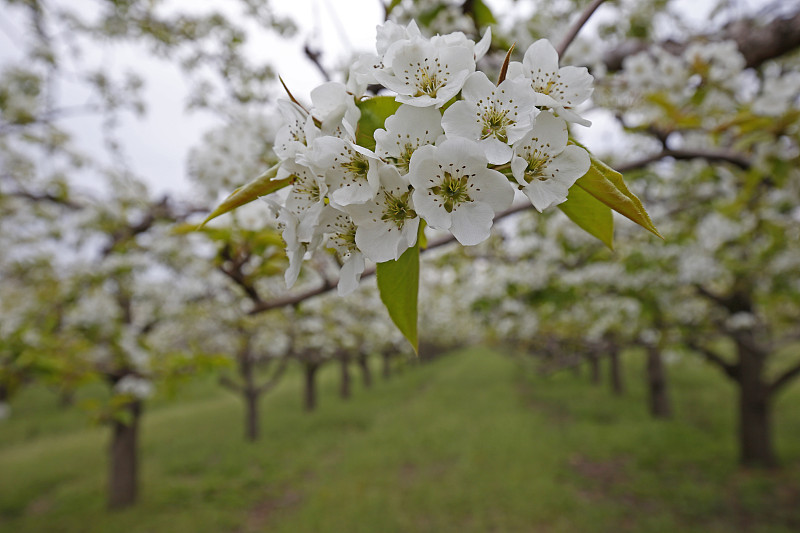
[338,253,365,296]
[356,222,403,263]
[412,187,451,231]
[461,71,495,103]
[522,39,559,81]
[482,137,513,165]
[450,201,495,245]
[441,100,482,140]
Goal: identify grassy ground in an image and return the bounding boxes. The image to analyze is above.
[0,347,798,532]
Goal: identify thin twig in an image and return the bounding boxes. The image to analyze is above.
[556,0,608,59]
[616,149,750,173]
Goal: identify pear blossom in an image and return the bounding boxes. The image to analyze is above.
[279,159,327,242]
[310,81,360,136]
[374,37,476,108]
[508,39,594,126]
[345,165,420,262]
[374,104,444,174]
[442,71,536,164]
[318,207,366,295]
[409,138,513,245]
[274,100,316,160]
[307,136,381,206]
[510,112,590,212]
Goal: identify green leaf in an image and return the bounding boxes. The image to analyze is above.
[376,243,420,353]
[200,164,289,227]
[558,184,614,250]
[577,157,663,239]
[471,0,497,27]
[356,96,402,151]
[384,0,403,17]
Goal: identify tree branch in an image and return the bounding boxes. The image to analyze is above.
[615,148,750,174]
[603,9,800,72]
[556,0,608,59]
[256,355,289,394]
[219,374,243,393]
[686,340,739,380]
[771,360,800,394]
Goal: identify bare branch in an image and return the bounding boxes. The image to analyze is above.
[615,149,750,174]
[219,374,243,393]
[603,9,800,71]
[556,0,608,59]
[256,355,290,394]
[771,360,800,394]
[686,340,739,380]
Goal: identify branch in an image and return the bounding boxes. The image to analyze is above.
[603,9,800,71]
[219,374,243,393]
[771,360,800,394]
[615,148,750,174]
[556,0,608,59]
[3,189,83,210]
[257,355,289,394]
[304,43,331,82]
[686,340,739,380]
[247,201,532,315]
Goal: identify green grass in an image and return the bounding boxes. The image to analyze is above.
[1,347,798,532]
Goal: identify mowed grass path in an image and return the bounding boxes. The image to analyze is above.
[1,348,799,532]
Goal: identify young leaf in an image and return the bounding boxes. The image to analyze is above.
[356,96,402,151]
[376,243,420,353]
[497,42,516,85]
[200,164,290,227]
[576,157,663,239]
[471,0,497,27]
[558,184,614,250]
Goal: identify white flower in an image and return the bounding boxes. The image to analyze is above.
[319,207,366,295]
[508,39,594,126]
[510,112,590,212]
[442,71,536,164]
[409,138,513,245]
[307,136,381,206]
[431,27,492,62]
[115,375,154,400]
[376,19,422,57]
[274,100,317,161]
[375,37,475,108]
[345,165,420,263]
[374,104,444,174]
[310,81,360,136]
[279,159,327,242]
[268,203,312,288]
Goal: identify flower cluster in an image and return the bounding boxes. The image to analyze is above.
[269,20,593,294]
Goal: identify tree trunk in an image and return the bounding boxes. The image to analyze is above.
[108,399,141,509]
[737,341,776,467]
[645,345,672,418]
[339,353,351,400]
[609,349,624,395]
[382,351,392,380]
[244,389,259,441]
[303,362,319,412]
[588,354,600,385]
[357,353,372,389]
[240,350,259,441]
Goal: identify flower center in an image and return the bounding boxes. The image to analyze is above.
[381,189,416,228]
[415,66,444,97]
[431,171,472,213]
[524,154,550,183]
[481,107,510,142]
[342,152,370,180]
[292,175,321,202]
